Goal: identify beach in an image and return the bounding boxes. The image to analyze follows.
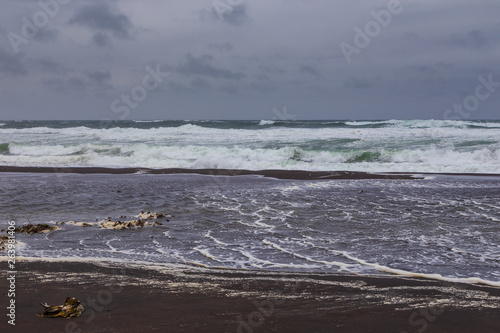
[1,171,500,332]
[1,120,500,332]
[1,0,499,325]
[2,259,500,333]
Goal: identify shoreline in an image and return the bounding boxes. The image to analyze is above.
[1,166,500,180]
[1,259,499,332]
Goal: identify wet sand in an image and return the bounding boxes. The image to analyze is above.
[2,166,500,180]
[0,166,421,180]
[1,260,499,333]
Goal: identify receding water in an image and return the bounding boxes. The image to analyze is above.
[2,173,499,285]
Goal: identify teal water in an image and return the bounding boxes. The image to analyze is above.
[0,119,499,173]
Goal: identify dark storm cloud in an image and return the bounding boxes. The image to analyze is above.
[176,53,246,80]
[0,48,27,75]
[190,77,211,89]
[43,76,85,93]
[413,62,454,75]
[36,58,68,75]
[92,32,112,47]
[208,42,233,51]
[167,81,188,93]
[448,30,491,50]
[69,3,133,38]
[86,70,111,84]
[258,65,285,74]
[42,70,112,94]
[32,27,58,42]
[219,83,239,94]
[343,77,373,90]
[2,0,500,120]
[300,65,320,77]
[249,80,276,93]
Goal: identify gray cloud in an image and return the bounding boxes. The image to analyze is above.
[42,70,112,94]
[343,77,373,90]
[190,77,211,90]
[208,42,233,51]
[259,65,285,74]
[176,53,246,80]
[92,32,112,47]
[249,80,276,93]
[0,48,27,76]
[36,58,69,76]
[413,62,454,75]
[300,65,320,77]
[43,76,85,93]
[449,30,491,50]
[69,3,133,39]
[86,70,111,84]
[167,81,188,93]
[32,28,58,42]
[1,0,500,120]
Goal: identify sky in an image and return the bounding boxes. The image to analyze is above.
[0,0,499,120]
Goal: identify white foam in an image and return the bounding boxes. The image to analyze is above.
[194,246,225,263]
[204,231,230,246]
[262,239,354,272]
[339,251,500,287]
[1,122,499,173]
[259,120,275,125]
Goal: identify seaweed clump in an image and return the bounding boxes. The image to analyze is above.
[0,235,9,251]
[14,224,58,234]
[98,211,171,230]
[37,297,84,319]
[98,218,163,230]
[136,211,171,220]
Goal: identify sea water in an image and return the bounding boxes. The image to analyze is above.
[0,119,499,173]
[1,173,499,286]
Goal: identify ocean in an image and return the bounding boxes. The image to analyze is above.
[1,120,499,287]
[0,119,499,173]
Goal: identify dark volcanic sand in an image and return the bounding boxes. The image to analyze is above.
[2,166,500,180]
[1,260,499,333]
[0,166,422,180]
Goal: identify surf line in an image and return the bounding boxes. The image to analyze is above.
[340,251,500,287]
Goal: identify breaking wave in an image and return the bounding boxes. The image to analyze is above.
[0,120,499,173]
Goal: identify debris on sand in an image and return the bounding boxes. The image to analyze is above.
[14,224,58,234]
[48,211,171,230]
[136,211,171,220]
[0,235,9,251]
[54,221,94,227]
[37,297,84,319]
[98,211,171,229]
[98,218,162,230]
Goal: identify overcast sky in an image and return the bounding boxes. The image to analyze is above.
[1,0,499,120]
